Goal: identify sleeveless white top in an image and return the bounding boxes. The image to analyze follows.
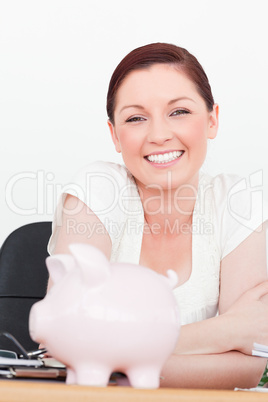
[48,162,267,325]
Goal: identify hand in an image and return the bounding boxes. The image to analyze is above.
[223,280,268,355]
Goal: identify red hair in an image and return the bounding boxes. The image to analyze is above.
[106,42,214,124]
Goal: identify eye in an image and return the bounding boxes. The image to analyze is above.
[125,116,146,123]
[170,109,190,117]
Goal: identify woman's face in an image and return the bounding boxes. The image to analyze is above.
[108,63,218,191]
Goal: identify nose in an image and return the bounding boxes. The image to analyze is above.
[146,119,173,145]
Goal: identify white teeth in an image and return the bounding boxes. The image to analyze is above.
[147,151,183,164]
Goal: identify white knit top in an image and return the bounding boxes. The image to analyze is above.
[48,162,267,325]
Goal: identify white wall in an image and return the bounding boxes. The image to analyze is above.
[0,0,267,245]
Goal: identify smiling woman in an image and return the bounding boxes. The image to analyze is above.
[107,63,218,192]
[47,43,268,389]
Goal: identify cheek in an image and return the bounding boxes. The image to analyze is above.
[118,128,143,151]
[182,118,208,145]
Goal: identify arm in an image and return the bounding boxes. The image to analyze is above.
[160,352,266,389]
[174,223,268,356]
[164,224,268,388]
[47,194,112,290]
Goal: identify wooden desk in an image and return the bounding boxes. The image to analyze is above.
[0,380,268,402]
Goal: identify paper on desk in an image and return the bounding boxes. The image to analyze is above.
[234,387,268,392]
[252,342,268,358]
[0,357,43,367]
[0,369,12,375]
[42,358,66,369]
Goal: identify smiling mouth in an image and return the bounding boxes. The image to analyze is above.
[145,150,184,164]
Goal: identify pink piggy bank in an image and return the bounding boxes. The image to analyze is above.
[29,243,180,388]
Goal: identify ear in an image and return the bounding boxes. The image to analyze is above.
[46,255,75,285]
[69,243,111,288]
[207,104,219,140]
[107,120,121,153]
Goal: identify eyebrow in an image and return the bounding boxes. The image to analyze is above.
[168,96,196,105]
[119,97,196,114]
[119,104,145,113]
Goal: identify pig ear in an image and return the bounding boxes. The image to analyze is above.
[46,254,75,285]
[166,269,178,289]
[69,243,111,287]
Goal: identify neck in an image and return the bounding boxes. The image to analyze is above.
[136,174,199,237]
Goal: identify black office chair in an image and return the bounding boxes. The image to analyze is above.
[0,222,51,353]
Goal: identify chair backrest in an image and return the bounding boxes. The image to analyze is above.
[0,222,51,352]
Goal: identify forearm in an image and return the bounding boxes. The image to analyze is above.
[175,314,235,355]
[175,282,268,357]
[160,352,267,389]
